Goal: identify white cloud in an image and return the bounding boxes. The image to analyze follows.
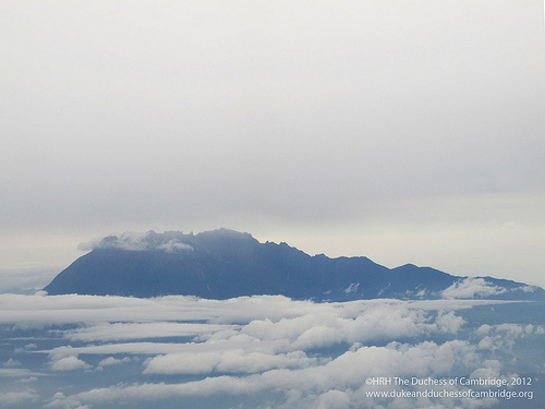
[157,240,194,253]
[344,283,360,294]
[0,294,326,327]
[143,349,316,375]
[469,359,502,381]
[77,231,194,253]
[50,357,91,372]
[441,278,507,299]
[0,389,39,406]
[45,392,92,409]
[49,340,485,408]
[477,323,545,339]
[97,357,128,368]
[0,368,45,378]
[475,323,545,352]
[44,342,203,358]
[237,305,464,352]
[0,293,500,330]
[435,311,465,334]
[2,293,540,408]
[15,294,491,388]
[3,358,21,367]
[65,322,235,342]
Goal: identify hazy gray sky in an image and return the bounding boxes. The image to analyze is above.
[1,0,544,289]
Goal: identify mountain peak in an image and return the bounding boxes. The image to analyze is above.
[46,229,545,301]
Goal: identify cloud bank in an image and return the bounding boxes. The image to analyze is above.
[0,293,543,408]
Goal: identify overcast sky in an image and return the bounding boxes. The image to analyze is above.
[1,0,544,289]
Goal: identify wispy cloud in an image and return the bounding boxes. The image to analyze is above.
[77,231,194,253]
[64,322,236,342]
[441,278,507,299]
[0,389,39,406]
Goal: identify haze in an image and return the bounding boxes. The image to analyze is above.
[1,0,544,290]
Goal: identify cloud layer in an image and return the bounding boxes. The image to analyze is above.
[0,293,543,408]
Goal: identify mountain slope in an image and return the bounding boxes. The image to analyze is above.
[44,229,545,301]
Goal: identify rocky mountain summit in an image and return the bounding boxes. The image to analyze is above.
[44,229,544,301]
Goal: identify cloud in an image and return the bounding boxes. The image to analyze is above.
[44,342,190,358]
[48,340,485,409]
[477,323,545,338]
[77,231,193,253]
[1,0,545,298]
[441,278,507,299]
[64,322,236,342]
[435,311,465,334]
[3,358,21,367]
[157,241,194,253]
[520,285,538,293]
[344,282,360,294]
[0,293,332,328]
[35,299,470,374]
[45,392,92,409]
[0,293,213,326]
[475,323,545,352]
[23,295,489,408]
[143,349,317,375]
[237,305,464,352]
[0,389,39,406]
[97,357,131,369]
[0,368,45,378]
[0,293,499,330]
[2,3,544,407]
[469,359,502,381]
[2,293,542,408]
[7,294,490,380]
[50,357,91,372]
[315,390,351,409]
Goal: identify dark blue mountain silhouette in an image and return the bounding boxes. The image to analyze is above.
[44,229,544,301]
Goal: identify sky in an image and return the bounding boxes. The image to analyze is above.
[1,0,545,290]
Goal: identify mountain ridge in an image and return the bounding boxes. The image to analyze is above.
[44,229,545,301]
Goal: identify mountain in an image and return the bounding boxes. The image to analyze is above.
[44,229,545,301]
